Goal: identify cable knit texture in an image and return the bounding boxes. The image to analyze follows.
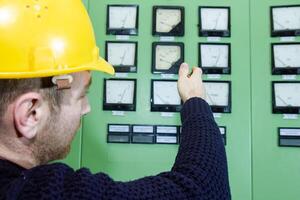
[0,97,231,200]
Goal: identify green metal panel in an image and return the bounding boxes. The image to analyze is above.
[81,1,252,200]
[250,1,300,200]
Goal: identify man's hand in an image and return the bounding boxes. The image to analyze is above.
[177,63,206,103]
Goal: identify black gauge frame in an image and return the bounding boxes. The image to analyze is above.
[106,5,139,35]
[152,6,185,37]
[203,80,232,113]
[103,79,137,111]
[199,43,231,74]
[198,6,231,37]
[105,41,138,73]
[271,43,300,75]
[151,80,183,112]
[155,125,180,145]
[272,81,300,114]
[270,5,300,37]
[278,127,300,147]
[152,42,184,74]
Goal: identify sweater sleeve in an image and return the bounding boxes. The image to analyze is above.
[18,98,231,200]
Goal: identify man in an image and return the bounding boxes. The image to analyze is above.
[0,0,230,199]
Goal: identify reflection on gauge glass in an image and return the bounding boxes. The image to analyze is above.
[274,83,300,107]
[108,6,138,29]
[200,7,229,31]
[153,81,181,105]
[107,42,136,66]
[204,82,229,106]
[272,6,300,31]
[273,44,300,68]
[200,44,229,68]
[155,45,181,70]
[106,80,135,104]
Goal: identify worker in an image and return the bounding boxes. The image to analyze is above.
[0,0,230,199]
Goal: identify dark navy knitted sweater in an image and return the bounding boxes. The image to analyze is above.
[0,98,231,200]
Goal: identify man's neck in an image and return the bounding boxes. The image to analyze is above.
[0,143,38,169]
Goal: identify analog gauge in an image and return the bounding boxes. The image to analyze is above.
[271,6,300,37]
[107,5,139,35]
[153,6,184,36]
[103,79,136,111]
[199,7,230,37]
[272,43,300,74]
[152,42,184,74]
[274,83,300,107]
[203,81,231,113]
[106,41,137,72]
[199,43,230,74]
[151,80,182,112]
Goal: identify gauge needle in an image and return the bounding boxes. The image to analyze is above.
[207,93,216,105]
[275,57,289,67]
[119,86,130,103]
[160,21,175,28]
[276,95,290,106]
[120,51,127,65]
[121,13,130,28]
[213,13,222,30]
[155,93,169,104]
[213,49,221,66]
[160,58,173,64]
[274,20,286,29]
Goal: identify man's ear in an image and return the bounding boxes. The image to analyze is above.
[13,92,45,140]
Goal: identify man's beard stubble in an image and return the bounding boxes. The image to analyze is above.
[32,111,73,165]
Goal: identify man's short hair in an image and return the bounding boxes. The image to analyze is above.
[0,78,63,121]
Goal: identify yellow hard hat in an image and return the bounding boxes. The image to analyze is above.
[0,0,114,79]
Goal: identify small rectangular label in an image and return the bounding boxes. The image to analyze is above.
[156,136,177,144]
[219,127,226,135]
[112,111,125,116]
[115,73,128,78]
[109,125,130,133]
[280,129,300,136]
[283,114,298,120]
[282,75,296,80]
[280,138,300,147]
[207,74,222,79]
[213,113,222,118]
[161,112,175,118]
[160,36,175,42]
[132,135,154,143]
[133,126,154,133]
[280,37,296,42]
[108,135,130,143]
[116,35,130,40]
[157,126,178,134]
[161,74,175,79]
[207,37,221,42]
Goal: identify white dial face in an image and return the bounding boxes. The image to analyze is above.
[109,6,137,29]
[274,83,300,107]
[204,82,229,106]
[274,44,300,68]
[156,9,182,33]
[153,81,181,105]
[200,8,229,31]
[200,44,229,68]
[155,45,181,70]
[106,80,135,104]
[272,7,300,31]
[107,43,136,66]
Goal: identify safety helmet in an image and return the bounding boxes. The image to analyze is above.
[0,0,114,79]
